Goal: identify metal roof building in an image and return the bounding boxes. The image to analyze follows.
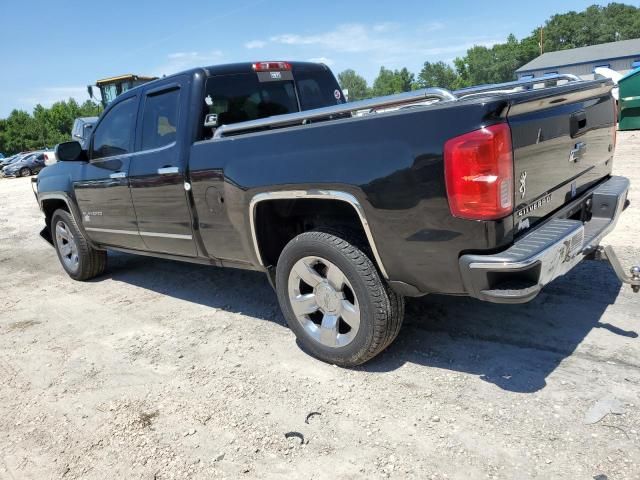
[516,38,640,80]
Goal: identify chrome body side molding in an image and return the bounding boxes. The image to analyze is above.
[85,227,193,240]
[249,190,389,279]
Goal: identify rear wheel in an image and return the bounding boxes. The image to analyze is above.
[276,231,404,366]
[51,209,106,280]
[19,167,30,177]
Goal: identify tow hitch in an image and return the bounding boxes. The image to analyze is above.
[591,245,640,293]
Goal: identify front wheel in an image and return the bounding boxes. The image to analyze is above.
[275,231,404,366]
[19,167,31,177]
[51,209,107,280]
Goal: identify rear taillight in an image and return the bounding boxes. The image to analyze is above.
[444,123,514,220]
[252,61,292,72]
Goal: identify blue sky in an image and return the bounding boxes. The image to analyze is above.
[0,0,624,116]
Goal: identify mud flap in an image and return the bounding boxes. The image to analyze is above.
[39,226,53,246]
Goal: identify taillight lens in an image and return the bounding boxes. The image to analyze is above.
[444,123,514,220]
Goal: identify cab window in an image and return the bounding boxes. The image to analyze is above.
[201,73,298,139]
[91,97,137,159]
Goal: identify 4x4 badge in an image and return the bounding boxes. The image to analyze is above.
[519,171,527,199]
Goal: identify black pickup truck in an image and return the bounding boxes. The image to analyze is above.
[33,61,638,366]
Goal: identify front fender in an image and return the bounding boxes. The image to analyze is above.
[36,165,95,248]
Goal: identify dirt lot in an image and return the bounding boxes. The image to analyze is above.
[1,133,639,480]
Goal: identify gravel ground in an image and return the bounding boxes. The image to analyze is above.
[1,132,639,479]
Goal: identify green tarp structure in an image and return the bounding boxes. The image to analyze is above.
[619,67,640,131]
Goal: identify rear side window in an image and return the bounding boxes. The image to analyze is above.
[91,97,137,159]
[295,69,345,110]
[141,88,180,150]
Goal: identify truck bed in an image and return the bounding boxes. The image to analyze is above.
[188,76,616,296]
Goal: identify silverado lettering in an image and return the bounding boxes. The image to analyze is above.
[516,194,553,217]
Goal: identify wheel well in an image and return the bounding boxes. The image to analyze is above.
[42,199,69,229]
[254,198,370,268]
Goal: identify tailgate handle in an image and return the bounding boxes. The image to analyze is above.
[570,111,587,137]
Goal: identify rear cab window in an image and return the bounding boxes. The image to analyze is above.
[200,64,344,140]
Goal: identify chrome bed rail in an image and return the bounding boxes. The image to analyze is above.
[213,87,456,139]
[454,73,581,98]
[212,74,582,139]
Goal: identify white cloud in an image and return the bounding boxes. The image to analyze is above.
[420,21,445,33]
[268,23,498,62]
[18,86,91,112]
[372,22,399,33]
[245,40,266,49]
[307,57,334,66]
[270,24,372,52]
[261,22,508,85]
[153,50,224,77]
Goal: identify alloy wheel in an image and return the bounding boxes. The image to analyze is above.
[55,220,80,273]
[287,256,361,348]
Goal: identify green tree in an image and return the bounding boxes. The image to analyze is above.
[372,67,415,96]
[452,3,640,87]
[542,3,640,51]
[415,61,458,90]
[0,99,102,155]
[337,69,370,101]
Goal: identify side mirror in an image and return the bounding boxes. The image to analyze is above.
[55,141,85,162]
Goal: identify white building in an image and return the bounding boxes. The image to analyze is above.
[516,38,640,81]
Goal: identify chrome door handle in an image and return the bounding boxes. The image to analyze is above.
[109,171,127,179]
[157,166,179,175]
[569,142,587,163]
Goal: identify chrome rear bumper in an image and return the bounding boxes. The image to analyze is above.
[459,176,633,303]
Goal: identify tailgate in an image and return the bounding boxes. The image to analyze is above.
[507,81,616,231]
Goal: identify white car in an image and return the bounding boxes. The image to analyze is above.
[594,67,622,101]
[43,150,57,166]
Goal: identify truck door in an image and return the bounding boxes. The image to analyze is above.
[128,81,197,256]
[74,94,145,250]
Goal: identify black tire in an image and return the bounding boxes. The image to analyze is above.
[51,209,107,281]
[19,167,31,177]
[276,231,404,366]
